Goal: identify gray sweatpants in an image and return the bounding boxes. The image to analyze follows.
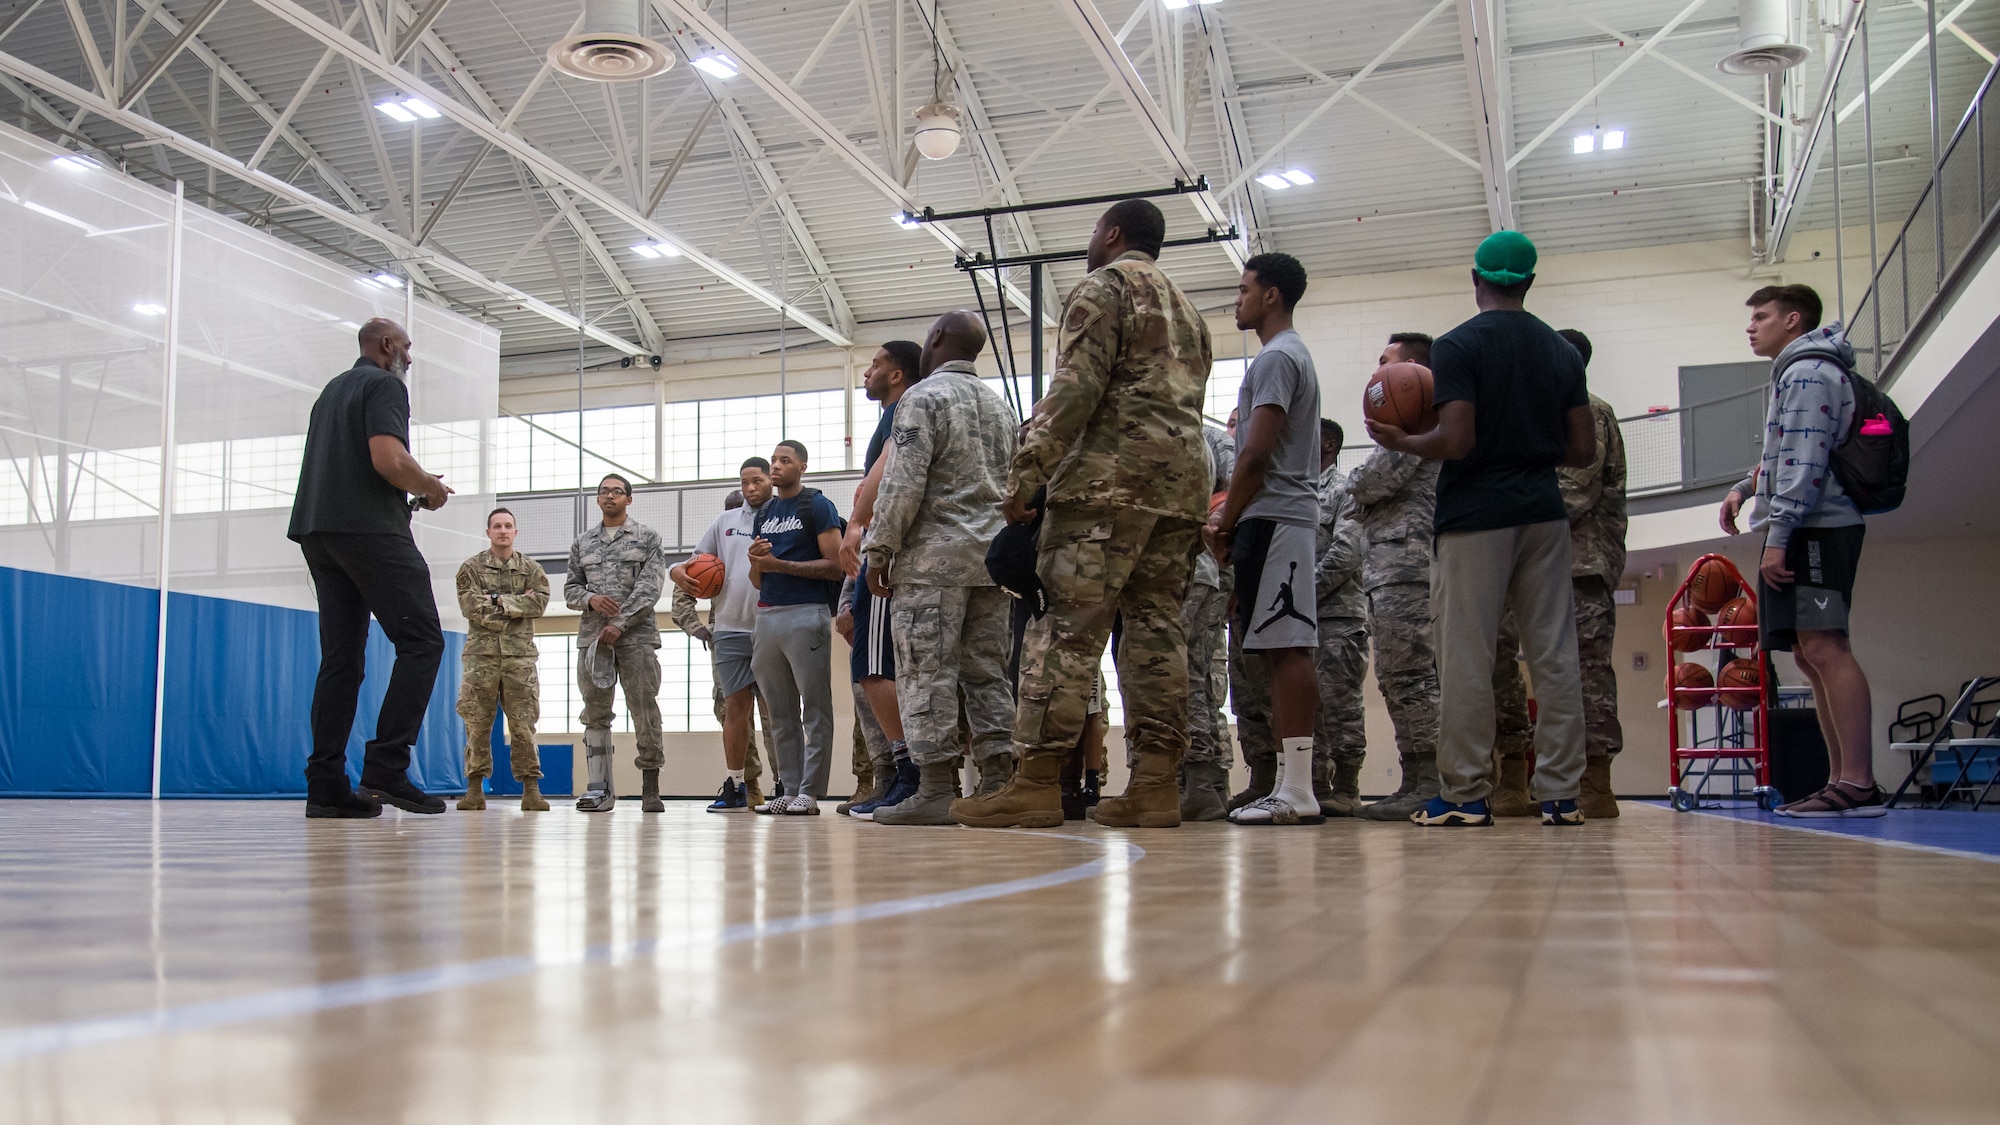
[752,602,836,799]
[1433,519,1587,804]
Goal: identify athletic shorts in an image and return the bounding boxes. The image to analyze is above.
[849,564,896,682]
[1759,524,1865,652]
[711,630,757,697]
[1230,518,1318,651]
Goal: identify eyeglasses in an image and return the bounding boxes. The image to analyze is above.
[595,487,629,497]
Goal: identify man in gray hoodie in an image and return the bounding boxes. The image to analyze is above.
[1719,283,1880,818]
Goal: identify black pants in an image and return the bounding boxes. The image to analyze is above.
[299,531,444,785]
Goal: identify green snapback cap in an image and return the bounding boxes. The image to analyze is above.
[1473,229,1537,286]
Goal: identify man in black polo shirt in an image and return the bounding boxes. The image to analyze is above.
[288,318,453,818]
[1367,232,1594,827]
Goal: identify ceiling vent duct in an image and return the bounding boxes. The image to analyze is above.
[549,0,672,82]
[1719,0,1810,75]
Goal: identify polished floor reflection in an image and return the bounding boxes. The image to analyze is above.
[2,800,1997,1123]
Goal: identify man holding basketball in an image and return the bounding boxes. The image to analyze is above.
[671,460,774,811]
[1368,231,1593,827]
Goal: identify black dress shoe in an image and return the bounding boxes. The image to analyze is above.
[306,784,383,819]
[358,775,446,814]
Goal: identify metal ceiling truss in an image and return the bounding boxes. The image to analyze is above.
[1506,0,1711,172]
[1458,0,1515,232]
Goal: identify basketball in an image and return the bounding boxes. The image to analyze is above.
[684,553,725,599]
[1688,558,1739,613]
[1363,361,1436,434]
[1716,594,1757,632]
[1210,490,1228,518]
[1670,605,1711,651]
[1669,662,1714,709]
[1717,657,1761,710]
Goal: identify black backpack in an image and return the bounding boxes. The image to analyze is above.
[1832,372,1909,515]
[756,486,846,611]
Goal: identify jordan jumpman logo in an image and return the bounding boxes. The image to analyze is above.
[1255,561,1316,634]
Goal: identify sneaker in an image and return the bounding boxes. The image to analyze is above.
[358,775,445,814]
[851,760,919,821]
[1540,798,1585,826]
[706,778,747,813]
[305,784,382,819]
[784,794,820,816]
[1781,782,1888,819]
[1411,796,1493,826]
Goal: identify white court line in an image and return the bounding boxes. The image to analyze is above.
[0,831,1141,1062]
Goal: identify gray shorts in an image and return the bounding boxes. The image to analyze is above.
[1231,518,1319,651]
[712,630,757,697]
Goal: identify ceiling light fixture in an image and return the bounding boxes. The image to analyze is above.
[132,301,166,316]
[360,272,405,290]
[374,100,417,123]
[375,97,440,123]
[52,154,100,171]
[1572,134,1595,154]
[629,240,682,258]
[1603,130,1625,150]
[1163,0,1190,8]
[913,101,963,160]
[691,54,739,80]
[893,213,922,230]
[1281,169,1315,185]
[1255,173,1293,190]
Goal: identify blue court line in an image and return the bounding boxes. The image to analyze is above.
[0,831,1141,1063]
[1661,803,2000,865]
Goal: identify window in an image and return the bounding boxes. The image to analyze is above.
[1205,357,1248,423]
[533,630,720,735]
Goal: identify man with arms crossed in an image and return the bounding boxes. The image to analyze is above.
[455,507,550,811]
[289,317,451,818]
[566,473,668,814]
[748,441,845,814]
[1369,231,1593,827]
[671,462,775,812]
[1721,285,1879,817]
[1209,252,1326,826]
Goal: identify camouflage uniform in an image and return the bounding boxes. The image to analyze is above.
[670,586,777,790]
[455,550,549,781]
[564,520,666,770]
[1348,448,1442,780]
[1007,251,1212,786]
[1182,424,1235,769]
[1314,465,1368,777]
[862,361,1020,767]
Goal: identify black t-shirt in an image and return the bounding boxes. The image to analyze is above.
[1430,310,1588,534]
[287,358,414,540]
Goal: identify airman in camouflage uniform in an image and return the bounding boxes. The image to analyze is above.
[670,585,778,799]
[1315,462,1369,815]
[565,494,666,813]
[1178,423,1236,820]
[862,317,1022,826]
[455,544,549,811]
[956,203,1212,830]
[1489,392,1627,817]
[1349,447,1445,821]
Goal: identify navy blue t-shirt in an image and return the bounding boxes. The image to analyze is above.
[754,489,843,607]
[864,402,897,473]
[1430,309,1588,534]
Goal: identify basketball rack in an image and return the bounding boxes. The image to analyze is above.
[1664,554,1779,812]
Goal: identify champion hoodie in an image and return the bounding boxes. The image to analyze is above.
[1734,322,1862,549]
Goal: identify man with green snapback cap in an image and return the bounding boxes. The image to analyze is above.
[1365,230,1595,827]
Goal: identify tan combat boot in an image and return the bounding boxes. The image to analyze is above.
[952,749,1063,828]
[1092,747,1182,828]
[457,777,487,811]
[641,768,665,813]
[1489,756,1536,817]
[1579,755,1619,819]
[1319,757,1363,817]
[520,779,550,812]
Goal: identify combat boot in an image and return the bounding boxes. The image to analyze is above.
[975,751,1015,797]
[1092,748,1182,828]
[1179,760,1229,821]
[641,769,665,813]
[457,776,487,811]
[1324,758,1363,817]
[1226,756,1276,812]
[1579,755,1620,819]
[1358,755,1440,821]
[1489,757,1535,817]
[871,761,958,825]
[838,752,893,815]
[953,748,1063,828]
[520,779,550,812]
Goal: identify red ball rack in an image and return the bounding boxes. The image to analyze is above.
[1662,553,1779,812]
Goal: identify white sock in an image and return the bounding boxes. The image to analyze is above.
[728,768,744,783]
[1274,737,1318,816]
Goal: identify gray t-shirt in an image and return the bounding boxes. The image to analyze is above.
[1236,328,1322,526]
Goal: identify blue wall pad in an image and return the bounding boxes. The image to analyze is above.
[482,732,575,796]
[0,565,469,797]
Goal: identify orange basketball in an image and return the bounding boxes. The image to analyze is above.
[684,553,725,599]
[1209,490,1228,518]
[1670,605,1711,652]
[1716,594,1757,631]
[1717,657,1762,710]
[1688,558,1739,613]
[1669,662,1714,710]
[1362,361,1437,434]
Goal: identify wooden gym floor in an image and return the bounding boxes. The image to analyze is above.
[2,799,1997,1124]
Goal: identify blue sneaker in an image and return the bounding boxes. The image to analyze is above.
[1540,798,1585,826]
[706,777,747,813]
[1411,796,1493,826]
[851,759,919,820]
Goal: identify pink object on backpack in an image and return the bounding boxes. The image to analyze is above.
[1860,413,1893,436]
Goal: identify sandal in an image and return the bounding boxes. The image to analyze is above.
[1779,782,1887,819]
[1775,785,1832,815]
